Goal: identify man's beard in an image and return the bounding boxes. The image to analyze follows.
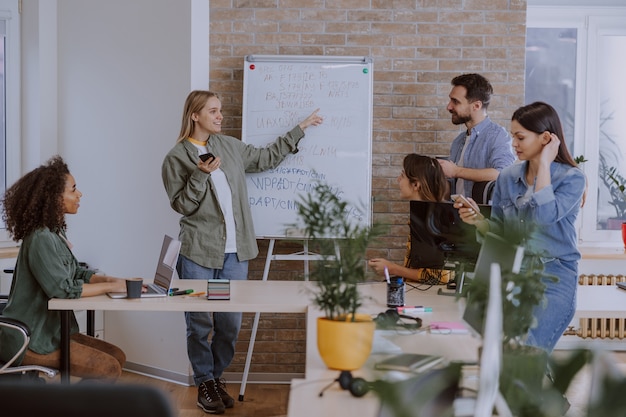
[451,113,471,125]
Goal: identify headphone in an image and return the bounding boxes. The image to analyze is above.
[374,309,422,331]
[319,370,375,398]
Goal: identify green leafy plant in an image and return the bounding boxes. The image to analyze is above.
[465,251,555,349]
[462,229,560,416]
[601,164,626,219]
[293,183,384,321]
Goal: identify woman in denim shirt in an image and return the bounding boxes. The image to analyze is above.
[456,102,586,352]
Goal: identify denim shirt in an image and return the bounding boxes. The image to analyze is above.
[487,161,586,262]
[449,116,515,196]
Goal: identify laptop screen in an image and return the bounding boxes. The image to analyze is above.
[153,235,182,290]
[462,232,524,336]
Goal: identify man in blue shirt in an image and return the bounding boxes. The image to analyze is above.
[438,73,516,198]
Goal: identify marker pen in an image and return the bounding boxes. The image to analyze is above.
[169,289,194,296]
[397,306,433,314]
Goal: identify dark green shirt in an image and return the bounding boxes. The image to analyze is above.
[0,229,94,361]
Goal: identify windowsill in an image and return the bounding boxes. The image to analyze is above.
[0,246,19,259]
[579,246,626,260]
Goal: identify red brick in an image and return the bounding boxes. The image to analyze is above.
[210,1,527,377]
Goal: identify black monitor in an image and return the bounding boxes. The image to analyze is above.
[408,200,492,270]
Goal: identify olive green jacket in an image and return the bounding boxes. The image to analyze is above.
[161,126,305,269]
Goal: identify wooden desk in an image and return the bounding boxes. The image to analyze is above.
[49,280,313,383]
[288,284,481,417]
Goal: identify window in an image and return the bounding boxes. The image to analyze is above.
[526,6,626,244]
[0,0,19,247]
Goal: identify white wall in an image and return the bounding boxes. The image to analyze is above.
[56,0,190,272]
[21,0,209,384]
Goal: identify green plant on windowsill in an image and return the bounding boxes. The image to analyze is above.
[602,165,626,220]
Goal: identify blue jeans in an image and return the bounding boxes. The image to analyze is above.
[525,258,577,353]
[176,253,248,386]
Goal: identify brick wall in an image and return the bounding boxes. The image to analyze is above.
[210,0,528,377]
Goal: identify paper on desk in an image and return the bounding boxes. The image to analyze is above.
[371,330,403,354]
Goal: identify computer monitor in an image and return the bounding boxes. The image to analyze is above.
[462,232,524,337]
[408,200,491,271]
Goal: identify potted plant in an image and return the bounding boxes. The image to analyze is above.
[601,164,626,230]
[293,182,384,370]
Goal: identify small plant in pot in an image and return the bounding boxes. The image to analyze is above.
[293,182,384,371]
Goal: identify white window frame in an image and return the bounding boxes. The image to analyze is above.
[527,5,626,246]
[0,0,20,247]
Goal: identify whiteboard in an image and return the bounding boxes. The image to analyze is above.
[242,55,373,238]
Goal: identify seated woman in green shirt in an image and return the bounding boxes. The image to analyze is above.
[0,156,136,380]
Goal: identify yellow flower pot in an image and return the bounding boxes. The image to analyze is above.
[316,314,375,371]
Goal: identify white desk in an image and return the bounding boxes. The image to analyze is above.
[49,280,314,383]
[288,284,481,417]
[574,285,626,319]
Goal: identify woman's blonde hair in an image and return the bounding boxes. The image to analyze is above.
[176,90,220,143]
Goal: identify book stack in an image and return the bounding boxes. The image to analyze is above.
[207,279,230,300]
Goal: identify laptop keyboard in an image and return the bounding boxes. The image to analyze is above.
[145,283,166,294]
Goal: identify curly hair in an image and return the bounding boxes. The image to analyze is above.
[1,155,70,241]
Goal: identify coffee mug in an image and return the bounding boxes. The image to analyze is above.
[126,278,143,299]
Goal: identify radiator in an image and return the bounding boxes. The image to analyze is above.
[564,274,626,339]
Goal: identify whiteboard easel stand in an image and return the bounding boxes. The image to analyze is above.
[238,238,338,401]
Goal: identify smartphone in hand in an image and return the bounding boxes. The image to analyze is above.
[199,153,215,163]
[451,194,481,213]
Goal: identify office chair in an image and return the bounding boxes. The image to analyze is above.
[1,266,57,380]
[0,316,58,379]
[471,180,496,205]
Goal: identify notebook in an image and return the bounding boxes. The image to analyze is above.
[107,235,181,299]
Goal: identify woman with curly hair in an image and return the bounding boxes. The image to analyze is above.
[0,156,132,380]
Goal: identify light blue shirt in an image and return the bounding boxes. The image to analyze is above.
[449,116,516,196]
[486,161,586,262]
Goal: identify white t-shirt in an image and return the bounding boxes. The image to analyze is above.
[192,144,237,253]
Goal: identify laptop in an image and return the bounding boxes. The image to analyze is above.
[107,235,181,299]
